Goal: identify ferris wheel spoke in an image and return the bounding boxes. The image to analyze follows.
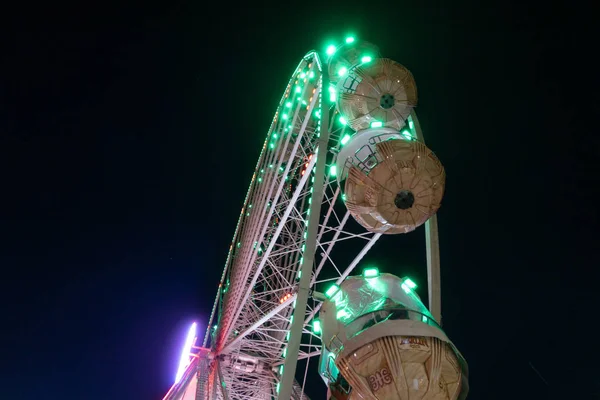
[312,276,341,285]
[222,291,297,353]
[218,94,322,350]
[317,227,374,243]
[224,154,318,343]
[304,233,381,325]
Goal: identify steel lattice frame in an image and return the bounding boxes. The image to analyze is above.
[167,46,442,400]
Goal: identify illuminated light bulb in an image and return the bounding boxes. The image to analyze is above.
[339,116,347,125]
[325,284,340,299]
[313,320,322,334]
[338,67,348,76]
[361,55,372,63]
[326,45,336,56]
[345,36,355,44]
[175,322,197,383]
[404,278,417,289]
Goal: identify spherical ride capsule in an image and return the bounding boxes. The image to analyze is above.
[335,128,445,234]
[318,273,468,400]
[337,58,418,131]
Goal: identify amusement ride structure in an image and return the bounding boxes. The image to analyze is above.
[163,35,469,400]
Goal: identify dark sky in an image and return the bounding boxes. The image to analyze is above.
[1,0,598,399]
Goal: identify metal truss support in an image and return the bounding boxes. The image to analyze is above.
[303,232,381,325]
[277,71,331,400]
[410,110,442,324]
[222,294,297,353]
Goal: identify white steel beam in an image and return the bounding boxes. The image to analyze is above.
[223,294,297,353]
[277,69,330,400]
[223,150,318,349]
[410,110,442,324]
[304,233,381,325]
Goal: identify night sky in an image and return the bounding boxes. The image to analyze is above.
[1,1,598,399]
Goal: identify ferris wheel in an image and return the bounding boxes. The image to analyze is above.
[163,36,468,400]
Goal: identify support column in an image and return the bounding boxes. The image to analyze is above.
[277,59,330,400]
[410,111,442,325]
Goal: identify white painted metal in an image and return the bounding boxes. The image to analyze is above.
[277,55,331,400]
[410,111,442,324]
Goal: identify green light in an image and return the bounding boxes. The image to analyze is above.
[336,309,350,320]
[326,45,336,56]
[309,71,315,78]
[285,101,292,108]
[299,72,306,78]
[325,284,340,299]
[269,142,275,149]
[345,36,355,44]
[329,165,337,177]
[408,120,414,129]
[363,267,379,278]
[402,130,412,140]
[404,278,417,289]
[339,116,347,125]
[295,86,301,93]
[338,67,348,76]
[313,320,322,334]
[282,114,288,120]
[341,134,351,145]
[370,121,383,128]
[361,55,372,63]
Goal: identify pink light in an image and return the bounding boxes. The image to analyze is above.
[175,322,197,383]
